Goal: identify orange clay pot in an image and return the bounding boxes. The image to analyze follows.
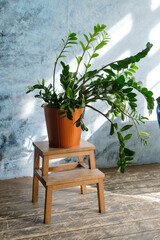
[44,105,82,148]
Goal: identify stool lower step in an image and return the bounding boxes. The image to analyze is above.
[43,168,104,186]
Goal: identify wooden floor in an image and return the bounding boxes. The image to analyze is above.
[1,164,160,239]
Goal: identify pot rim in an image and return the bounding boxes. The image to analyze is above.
[44,104,83,110]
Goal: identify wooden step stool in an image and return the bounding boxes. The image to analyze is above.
[32,139,105,223]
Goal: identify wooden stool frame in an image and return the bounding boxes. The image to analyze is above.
[32,139,105,223]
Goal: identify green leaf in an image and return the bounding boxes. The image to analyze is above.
[86,70,97,78]
[80,41,85,51]
[140,131,150,136]
[101,24,106,29]
[94,25,97,33]
[110,63,121,71]
[68,41,77,45]
[27,85,33,90]
[146,91,153,97]
[118,60,129,69]
[67,111,73,120]
[127,79,134,86]
[110,124,114,135]
[125,71,133,76]
[124,148,135,156]
[69,33,77,38]
[113,123,118,130]
[129,102,137,108]
[124,134,133,140]
[59,55,67,58]
[42,78,45,86]
[84,63,91,69]
[117,132,124,143]
[125,157,134,161]
[127,93,137,98]
[91,53,99,59]
[68,105,74,113]
[89,32,93,38]
[123,88,133,93]
[34,95,41,98]
[129,98,137,102]
[118,75,125,85]
[95,41,107,51]
[97,24,100,30]
[66,87,73,99]
[60,103,68,110]
[79,98,85,108]
[81,122,88,131]
[130,63,138,70]
[141,116,149,120]
[103,69,116,76]
[120,166,125,173]
[121,113,125,121]
[120,125,133,132]
[58,111,66,115]
[76,56,82,64]
[83,34,89,43]
[90,37,96,42]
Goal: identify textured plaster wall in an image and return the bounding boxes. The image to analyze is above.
[0,0,160,179]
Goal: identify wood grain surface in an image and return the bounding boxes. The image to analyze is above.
[1,163,160,239]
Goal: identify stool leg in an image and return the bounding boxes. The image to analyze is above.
[32,149,40,203]
[44,186,52,223]
[97,179,105,213]
[78,156,87,194]
[81,185,87,194]
[88,150,96,169]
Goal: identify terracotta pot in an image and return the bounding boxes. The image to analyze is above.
[44,105,82,148]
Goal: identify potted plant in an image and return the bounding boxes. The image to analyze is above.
[26,24,154,173]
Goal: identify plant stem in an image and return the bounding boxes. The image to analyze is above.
[86,104,112,124]
[77,60,117,92]
[53,37,69,92]
[73,42,90,86]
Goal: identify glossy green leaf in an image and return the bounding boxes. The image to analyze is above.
[66,87,73,99]
[123,88,133,93]
[117,132,124,142]
[91,53,99,59]
[140,131,150,136]
[80,41,85,51]
[124,148,135,156]
[127,93,137,98]
[124,134,133,140]
[83,34,89,43]
[125,157,134,161]
[120,125,133,132]
[60,103,68,110]
[103,69,116,76]
[113,123,118,130]
[110,124,114,135]
[110,63,121,71]
[76,56,82,64]
[95,41,107,51]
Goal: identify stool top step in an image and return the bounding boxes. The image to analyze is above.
[42,168,104,186]
[33,139,95,156]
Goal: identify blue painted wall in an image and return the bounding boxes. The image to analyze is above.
[0,0,160,179]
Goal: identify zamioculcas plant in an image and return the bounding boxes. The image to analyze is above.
[26,24,154,173]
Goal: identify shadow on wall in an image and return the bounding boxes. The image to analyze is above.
[87,118,160,168]
[0,0,160,179]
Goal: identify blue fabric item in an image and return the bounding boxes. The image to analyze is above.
[157,104,160,128]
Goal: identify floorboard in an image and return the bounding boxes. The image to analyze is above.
[1,163,160,239]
